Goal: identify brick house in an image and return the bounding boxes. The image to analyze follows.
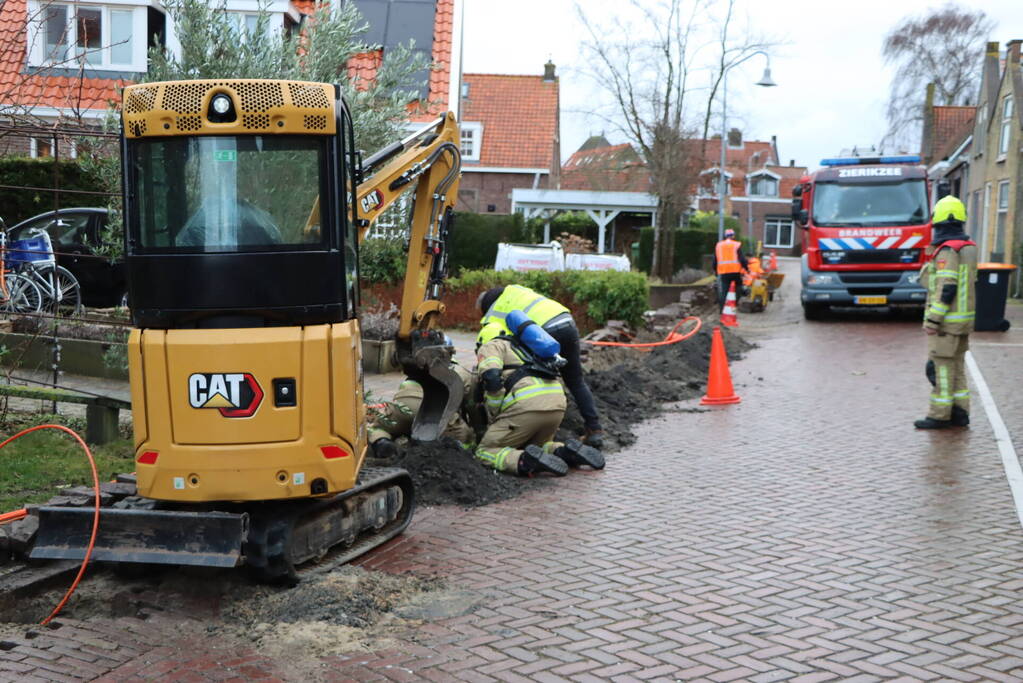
[456,63,560,214]
[0,0,458,156]
[962,39,1023,266]
[562,129,807,256]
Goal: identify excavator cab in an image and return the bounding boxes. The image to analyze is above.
[29,80,462,579]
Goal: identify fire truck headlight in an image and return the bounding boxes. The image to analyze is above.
[907,272,920,284]
[807,274,835,285]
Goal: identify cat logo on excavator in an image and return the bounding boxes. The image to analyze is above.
[188,373,263,417]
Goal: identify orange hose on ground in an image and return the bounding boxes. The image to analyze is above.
[585,316,703,348]
[0,425,100,625]
[0,509,27,524]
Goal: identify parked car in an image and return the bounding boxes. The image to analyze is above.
[6,208,126,308]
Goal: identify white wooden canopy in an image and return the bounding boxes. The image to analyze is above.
[510,188,659,253]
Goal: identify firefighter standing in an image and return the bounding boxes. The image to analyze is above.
[915,195,977,430]
[712,228,749,309]
[476,285,605,448]
[475,332,605,476]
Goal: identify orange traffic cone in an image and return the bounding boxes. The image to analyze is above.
[769,250,778,271]
[720,281,739,327]
[701,326,741,405]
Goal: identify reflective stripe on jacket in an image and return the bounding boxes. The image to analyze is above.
[922,241,977,335]
[476,337,566,414]
[476,285,569,347]
[715,239,743,274]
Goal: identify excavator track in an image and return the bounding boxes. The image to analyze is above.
[29,468,415,582]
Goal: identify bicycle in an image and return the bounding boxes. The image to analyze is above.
[0,231,43,314]
[4,226,82,316]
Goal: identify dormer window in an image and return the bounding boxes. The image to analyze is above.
[30,2,144,71]
[747,171,780,197]
[460,122,483,162]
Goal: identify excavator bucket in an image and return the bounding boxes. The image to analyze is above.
[398,330,464,441]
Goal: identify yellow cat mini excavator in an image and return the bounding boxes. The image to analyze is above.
[29,79,462,580]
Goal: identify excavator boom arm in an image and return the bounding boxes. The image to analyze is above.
[355,114,463,440]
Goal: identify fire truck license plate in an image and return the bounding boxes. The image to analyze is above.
[855,295,887,305]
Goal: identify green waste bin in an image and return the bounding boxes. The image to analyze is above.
[975,263,1017,332]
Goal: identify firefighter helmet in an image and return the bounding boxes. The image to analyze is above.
[932,195,966,225]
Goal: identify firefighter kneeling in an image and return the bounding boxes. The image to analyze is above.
[915,195,977,430]
[474,311,605,476]
[369,348,476,457]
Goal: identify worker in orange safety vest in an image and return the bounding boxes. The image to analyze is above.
[711,229,749,310]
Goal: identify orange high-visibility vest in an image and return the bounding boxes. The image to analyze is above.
[715,239,742,274]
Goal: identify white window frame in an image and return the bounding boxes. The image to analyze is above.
[460,122,483,162]
[30,137,77,159]
[998,95,1013,158]
[747,171,780,197]
[27,1,148,72]
[982,182,992,259]
[995,180,1009,256]
[764,217,794,248]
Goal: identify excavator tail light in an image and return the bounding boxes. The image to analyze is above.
[320,445,351,459]
[137,451,159,465]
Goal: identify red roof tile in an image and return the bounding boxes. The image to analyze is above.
[461,73,559,169]
[932,106,975,161]
[409,0,453,121]
[562,142,650,191]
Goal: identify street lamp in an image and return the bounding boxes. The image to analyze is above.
[717,51,776,242]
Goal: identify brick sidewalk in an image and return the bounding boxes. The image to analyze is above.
[6,280,1023,681]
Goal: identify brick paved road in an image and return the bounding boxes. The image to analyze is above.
[6,258,1023,681]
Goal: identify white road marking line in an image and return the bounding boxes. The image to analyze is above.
[965,350,1023,530]
[972,343,1023,347]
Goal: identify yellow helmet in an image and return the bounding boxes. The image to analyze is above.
[932,195,966,224]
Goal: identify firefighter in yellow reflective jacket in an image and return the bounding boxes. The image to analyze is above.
[477,285,604,448]
[475,330,605,476]
[915,195,977,430]
[369,362,475,457]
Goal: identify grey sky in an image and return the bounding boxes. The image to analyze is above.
[462,0,1023,170]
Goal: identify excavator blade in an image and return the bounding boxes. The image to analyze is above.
[30,507,247,568]
[404,344,463,441]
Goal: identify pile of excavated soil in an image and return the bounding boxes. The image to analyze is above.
[366,436,550,508]
[561,323,753,451]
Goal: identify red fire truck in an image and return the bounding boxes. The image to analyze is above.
[793,154,931,319]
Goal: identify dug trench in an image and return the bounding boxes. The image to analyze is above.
[367,319,753,508]
[0,316,752,663]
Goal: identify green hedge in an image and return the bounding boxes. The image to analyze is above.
[636,218,754,274]
[448,269,649,327]
[0,158,107,226]
[359,236,407,284]
[449,212,532,273]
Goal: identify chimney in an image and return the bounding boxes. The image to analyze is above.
[1008,39,1022,64]
[543,60,556,82]
[789,159,794,167]
[727,128,742,147]
[988,41,1000,56]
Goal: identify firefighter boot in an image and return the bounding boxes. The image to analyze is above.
[914,417,954,430]
[951,406,970,427]
[556,439,606,470]
[583,428,604,449]
[371,438,399,459]
[518,445,568,477]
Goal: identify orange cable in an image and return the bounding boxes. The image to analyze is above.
[0,509,27,524]
[585,316,703,348]
[0,425,100,625]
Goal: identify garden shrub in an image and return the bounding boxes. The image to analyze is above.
[0,157,107,226]
[359,236,407,284]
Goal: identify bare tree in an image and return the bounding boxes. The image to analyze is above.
[576,0,777,280]
[881,2,994,150]
[577,0,706,280]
